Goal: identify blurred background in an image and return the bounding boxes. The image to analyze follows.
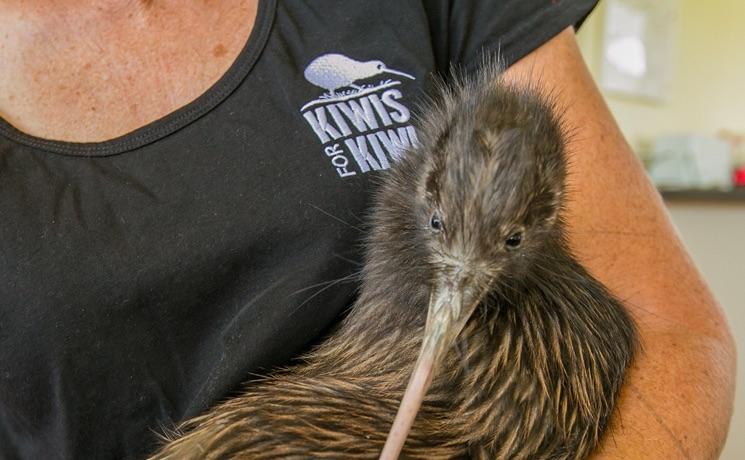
[576,1,744,458]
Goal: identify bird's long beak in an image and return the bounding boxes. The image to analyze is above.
[383,68,416,80]
[380,272,481,459]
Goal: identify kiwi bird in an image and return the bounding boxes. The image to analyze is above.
[150,63,637,459]
[304,53,415,96]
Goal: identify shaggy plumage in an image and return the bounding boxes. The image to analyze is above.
[149,63,637,460]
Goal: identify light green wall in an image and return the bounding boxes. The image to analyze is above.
[578,0,745,152]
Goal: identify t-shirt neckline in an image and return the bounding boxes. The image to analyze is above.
[0,0,277,158]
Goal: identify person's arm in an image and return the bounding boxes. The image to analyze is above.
[501,27,736,459]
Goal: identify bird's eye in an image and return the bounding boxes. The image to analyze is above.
[430,213,443,232]
[505,232,523,249]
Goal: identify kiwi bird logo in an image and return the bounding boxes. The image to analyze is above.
[301,53,416,111]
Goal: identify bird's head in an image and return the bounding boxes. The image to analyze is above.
[370,68,567,319]
[416,73,567,302]
[375,67,570,456]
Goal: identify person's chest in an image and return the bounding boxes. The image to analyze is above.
[0,0,257,142]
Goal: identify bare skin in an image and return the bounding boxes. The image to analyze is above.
[0,2,735,458]
[0,0,257,142]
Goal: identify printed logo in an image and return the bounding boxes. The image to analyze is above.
[300,53,419,178]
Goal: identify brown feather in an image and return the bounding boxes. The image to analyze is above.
[148,61,637,460]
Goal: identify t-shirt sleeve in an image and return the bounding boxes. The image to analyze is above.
[422,0,599,73]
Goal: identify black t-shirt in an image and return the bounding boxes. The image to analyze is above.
[0,1,597,458]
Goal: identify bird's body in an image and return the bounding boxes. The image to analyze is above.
[150,63,636,459]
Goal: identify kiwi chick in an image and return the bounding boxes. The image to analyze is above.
[149,63,637,460]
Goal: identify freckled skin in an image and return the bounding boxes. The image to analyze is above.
[150,63,637,460]
[212,43,228,58]
[0,0,257,142]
